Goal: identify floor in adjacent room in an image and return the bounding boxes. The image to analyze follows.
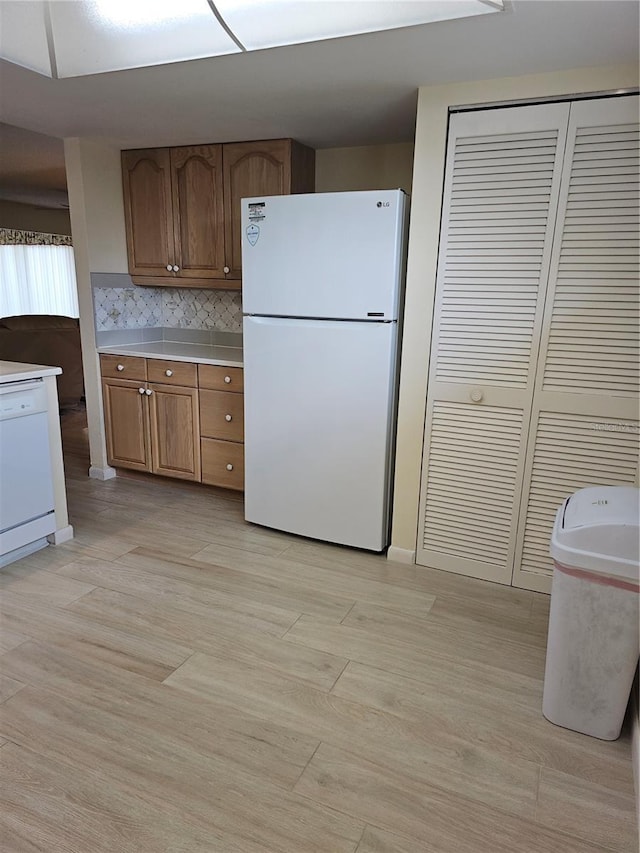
[0,404,637,852]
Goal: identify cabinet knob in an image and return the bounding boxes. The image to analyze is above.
[470,388,484,403]
[139,387,145,394]
[117,364,124,371]
[166,264,173,272]
[173,265,180,272]
[225,414,232,422]
[165,369,173,377]
[226,463,234,471]
[223,266,230,274]
[224,375,231,384]
[145,388,153,396]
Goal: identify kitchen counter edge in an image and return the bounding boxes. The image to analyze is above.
[0,361,63,383]
[97,342,243,368]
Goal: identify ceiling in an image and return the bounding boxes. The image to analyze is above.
[0,0,638,209]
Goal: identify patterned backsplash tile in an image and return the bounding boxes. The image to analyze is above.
[162,289,242,331]
[92,276,243,334]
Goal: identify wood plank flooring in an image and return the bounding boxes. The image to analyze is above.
[0,404,637,852]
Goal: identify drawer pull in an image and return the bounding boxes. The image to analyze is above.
[224,375,232,384]
[225,414,232,422]
[165,369,173,377]
[117,364,124,371]
[226,463,234,471]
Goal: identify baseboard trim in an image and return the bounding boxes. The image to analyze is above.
[89,465,117,481]
[47,525,74,545]
[387,546,416,565]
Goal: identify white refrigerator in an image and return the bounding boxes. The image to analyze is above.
[241,189,408,552]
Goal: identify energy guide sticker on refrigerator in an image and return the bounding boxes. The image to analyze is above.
[241,189,408,551]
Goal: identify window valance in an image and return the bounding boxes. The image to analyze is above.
[0,228,72,247]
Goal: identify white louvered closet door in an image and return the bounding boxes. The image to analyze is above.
[512,95,640,592]
[416,104,570,584]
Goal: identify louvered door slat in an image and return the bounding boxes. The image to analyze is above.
[541,105,639,396]
[421,402,525,573]
[516,413,639,582]
[418,103,569,584]
[512,95,640,593]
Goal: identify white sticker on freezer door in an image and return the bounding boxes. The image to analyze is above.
[246,224,260,246]
[248,201,266,222]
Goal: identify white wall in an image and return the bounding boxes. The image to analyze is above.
[316,143,414,194]
[389,62,640,564]
[64,138,127,476]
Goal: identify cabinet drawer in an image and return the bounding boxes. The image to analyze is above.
[148,359,197,387]
[198,364,243,392]
[100,354,147,381]
[200,389,244,441]
[201,438,244,490]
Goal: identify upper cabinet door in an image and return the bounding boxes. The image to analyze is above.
[122,139,314,287]
[222,140,292,280]
[122,149,174,278]
[171,145,226,280]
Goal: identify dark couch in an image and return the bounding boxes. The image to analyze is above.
[0,314,84,406]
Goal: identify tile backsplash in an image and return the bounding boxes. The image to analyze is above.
[92,274,242,334]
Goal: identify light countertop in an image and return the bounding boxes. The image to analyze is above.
[97,341,243,367]
[0,360,62,383]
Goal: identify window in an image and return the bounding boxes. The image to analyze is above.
[0,230,79,318]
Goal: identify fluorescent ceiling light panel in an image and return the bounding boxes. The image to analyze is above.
[218,0,502,52]
[0,0,503,79]
[0,1,53,77]
[49,0,241,78]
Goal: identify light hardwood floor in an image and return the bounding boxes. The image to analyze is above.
[0,405,637,852]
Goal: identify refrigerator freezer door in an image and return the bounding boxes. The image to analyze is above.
[242,190,406,321]
[243,316,398,551]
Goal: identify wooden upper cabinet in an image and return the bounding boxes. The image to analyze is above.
[122,149,174,278]
[222,139,315,280]
[122,138,315,288]
[171,145,225,280]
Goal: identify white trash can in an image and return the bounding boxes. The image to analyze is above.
[542,485,639,741]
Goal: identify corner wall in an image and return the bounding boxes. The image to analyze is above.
[315,143,414,194]
[64,138,128,476]
[389,62,640,563]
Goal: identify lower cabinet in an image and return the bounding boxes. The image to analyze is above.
[148,382,201,481]
[100,354,243,490]
[102,377,151,472]
[198,364,244,490]
[101,355,201,482]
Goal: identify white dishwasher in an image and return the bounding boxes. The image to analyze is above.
[0,378,56,565]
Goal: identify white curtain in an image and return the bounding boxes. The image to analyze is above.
[0,243,79,318]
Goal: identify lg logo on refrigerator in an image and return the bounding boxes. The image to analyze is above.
[376,201,390,208]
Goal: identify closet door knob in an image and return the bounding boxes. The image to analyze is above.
[226,463,234,471]
[173,265,180,272]
[223,266,230,274]
[470,388,484,403]
[225,414,232,422]
[166,264,173,271]
[139,387,145,394]
[145,388,153,396]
